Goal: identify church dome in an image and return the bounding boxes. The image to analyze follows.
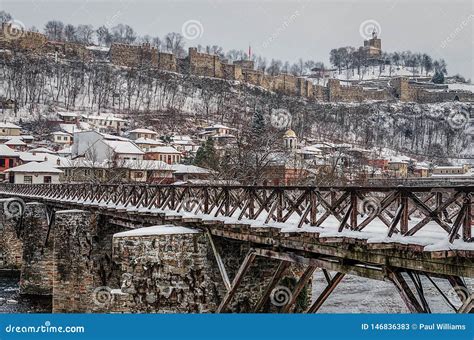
[284,129,297,138]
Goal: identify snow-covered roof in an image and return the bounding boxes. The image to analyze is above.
[134,138,165,145]
[388,155,411,163]
[171,135,193,142]
[60,158,172,171]
[100,132,130,141]
[171,140,196,145]
[5,161,63,173]
[5,137,26,146]
[29,147,57,154]
[311,142,335,149]
[58,112,78,117]
[17,152,44,162]
[434,165,467,170]
[170,164,210,174]
[59,124,80,134]
[0,122,21,129]
[102,140,144,155]
[82,115,127,122]
[41,154,69,167]
[52,131,72,136]
[74,130,128,141]
[298,145,323,154]
[148,146,181,154]
[333,143,352,149]
[129,128,158,135]
[211,134,236,139]
[0,135,35,142]
[0,144,19,157]
[205,124,231,130]
[122,159,172,170]
[57,146,72,155]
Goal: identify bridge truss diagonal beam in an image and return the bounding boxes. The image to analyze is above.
[216,250,256,313]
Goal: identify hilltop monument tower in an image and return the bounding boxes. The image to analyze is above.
[363,29,382,58]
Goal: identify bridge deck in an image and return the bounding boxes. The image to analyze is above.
[0,184,472,279]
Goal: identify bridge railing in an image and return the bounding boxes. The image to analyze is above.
[0,183,472,243]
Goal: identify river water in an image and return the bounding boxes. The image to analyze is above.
[0,275,51,313]
[0,272,468,313]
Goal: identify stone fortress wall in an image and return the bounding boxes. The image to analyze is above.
[110,43,177,72]
[1,22,473,104]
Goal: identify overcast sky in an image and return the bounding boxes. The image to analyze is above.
[1,0,473,79]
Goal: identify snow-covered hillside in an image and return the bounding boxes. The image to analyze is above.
[0,57,472,162]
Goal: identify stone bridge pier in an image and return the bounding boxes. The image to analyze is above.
[109,226,309,313]
[0,201,23,270]
[0,201,309,313]
[20,202,54,295]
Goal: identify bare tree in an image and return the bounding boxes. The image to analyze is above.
[165,32,186,57]
[96,25,112,46]
[44,20,64,41]
[205,45,224,57]
[0,10,12,23]
[111,24,136,44]
[267,59,282,76]
[152,36,162,50]
[76,24,94,45]
[64,24,77,42]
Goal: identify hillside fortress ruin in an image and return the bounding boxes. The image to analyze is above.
[1,22,473,104]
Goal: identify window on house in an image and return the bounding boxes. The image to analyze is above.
[44,176,52,184]
[84,169,91,176]
[24,175,32,184]
[8,159,13,167]
[0,159,5,167]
